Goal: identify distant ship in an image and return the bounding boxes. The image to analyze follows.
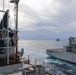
[46,37,76,64]
[56,38,60,41]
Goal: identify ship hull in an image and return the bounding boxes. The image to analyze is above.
[46,46,76,64]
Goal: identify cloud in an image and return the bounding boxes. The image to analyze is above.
[0,0,76,40]
[18,0,60,29]
[19,0,76,39]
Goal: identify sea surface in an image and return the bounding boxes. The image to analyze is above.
[18,40,68,63]
[18,40,67,60]
[18,40,76,71]
[7,40,76,75]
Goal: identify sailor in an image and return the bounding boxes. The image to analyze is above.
[9,30,14,46]
[13,31,16,46]
[1,27,7,39]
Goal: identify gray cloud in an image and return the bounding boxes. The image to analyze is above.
[0,0,76,40]
[18,0,76,40]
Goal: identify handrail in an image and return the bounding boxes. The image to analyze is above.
[0,46,18,49]
[0,10,5,12]
[0,38,18,40]
[0,29,18,32]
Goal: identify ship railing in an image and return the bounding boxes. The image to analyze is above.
[0,10,5,12]
[45,63,76,75]
[0,35,18,49]
[46,48,63,52]
[0,38,18,40]
[0,29,19,40]
[0,29,18,32]
[0,46,18,49]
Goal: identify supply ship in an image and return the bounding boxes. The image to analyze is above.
[0,0,24,73]
[46,37,76,64]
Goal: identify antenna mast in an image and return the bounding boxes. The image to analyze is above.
[10,0,20,62]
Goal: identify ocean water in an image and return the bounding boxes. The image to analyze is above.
[5,40,75,75]
[18,40,67,58]
[18,40,76,70]
[18,40,67,63]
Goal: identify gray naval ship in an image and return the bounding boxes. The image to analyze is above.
[46,37,76,64]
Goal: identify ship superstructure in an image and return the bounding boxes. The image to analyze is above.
[46,37,76,63]
[0,0,23,72]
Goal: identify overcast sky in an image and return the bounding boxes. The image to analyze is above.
[0,0,76,40]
